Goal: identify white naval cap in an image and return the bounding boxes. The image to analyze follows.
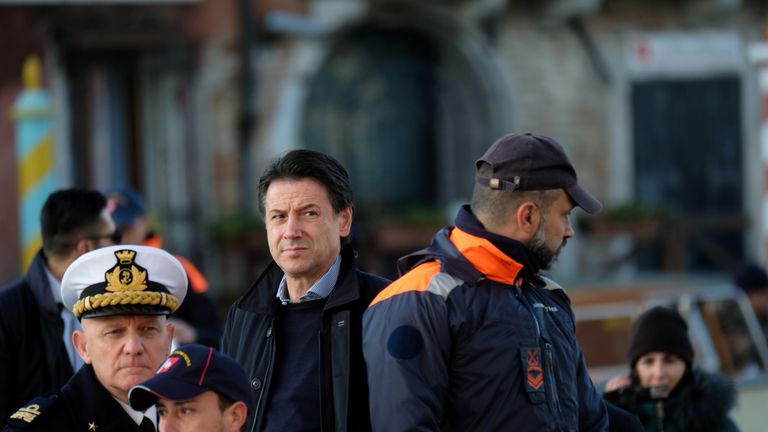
[61,245,188,319]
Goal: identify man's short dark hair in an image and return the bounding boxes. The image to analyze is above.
[471,161,559,229]
[41,188,108,257]
[217,392,236,412]
[257,149,354,217]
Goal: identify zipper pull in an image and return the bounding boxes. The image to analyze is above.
[656,401,664,431]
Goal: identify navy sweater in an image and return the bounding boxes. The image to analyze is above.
[264,298,326,432]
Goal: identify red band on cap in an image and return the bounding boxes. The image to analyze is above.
[199,347,214,386]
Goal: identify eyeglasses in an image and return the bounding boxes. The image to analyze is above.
[84,229,123,244]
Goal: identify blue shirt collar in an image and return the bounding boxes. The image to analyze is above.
[276,255,341,303]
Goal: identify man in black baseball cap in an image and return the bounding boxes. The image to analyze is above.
[475,132,602,214]
[363,132,609,430]
[129,344,253,432]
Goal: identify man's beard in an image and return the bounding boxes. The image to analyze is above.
[527,224,566,271]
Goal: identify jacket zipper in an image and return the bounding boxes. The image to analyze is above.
[515,284,562,429]
[544,342,564,425]
[252,319,276,432]
[656,400,664,432]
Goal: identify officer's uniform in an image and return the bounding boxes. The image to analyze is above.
[3,246,187,432]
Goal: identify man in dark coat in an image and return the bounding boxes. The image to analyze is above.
[0,189,118,425]
[363,133,609,431]
[222,150,389,432]
[3,245,187,432]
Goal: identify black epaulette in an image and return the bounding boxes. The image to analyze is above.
[3,395,58,431]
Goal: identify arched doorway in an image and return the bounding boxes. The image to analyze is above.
[302,13,512,209]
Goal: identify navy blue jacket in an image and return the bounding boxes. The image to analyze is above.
[363,207,608,431]
[3,365,149,432]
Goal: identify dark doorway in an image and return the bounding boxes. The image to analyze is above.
[302,27,439,209]
[632,76,744,272]
[67,51,141,190]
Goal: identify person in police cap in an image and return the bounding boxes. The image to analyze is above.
[0,188,119,425]
[128,344,253,432]
[3,245,187,432]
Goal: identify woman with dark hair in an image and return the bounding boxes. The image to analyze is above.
[604,306,740,432]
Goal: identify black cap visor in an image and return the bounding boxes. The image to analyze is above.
[565,184,602,214]
[128,379,207,411]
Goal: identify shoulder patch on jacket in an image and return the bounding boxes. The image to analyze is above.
[426,271,464,300]
[369,261,441,307]
[5,395,58,429]
[369,262,465,307]
[539,275,565,292]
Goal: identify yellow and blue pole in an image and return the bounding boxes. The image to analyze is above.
[12,56,55,272]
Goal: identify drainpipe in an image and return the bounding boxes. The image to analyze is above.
[239,0,256,210]
[567,16,612,85]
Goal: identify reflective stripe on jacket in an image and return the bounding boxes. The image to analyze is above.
[363,226,608,431]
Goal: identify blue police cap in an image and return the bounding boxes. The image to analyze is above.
[128,344,254,412]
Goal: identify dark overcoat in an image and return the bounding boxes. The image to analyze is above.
[3,365,150,432]
[0,251,73,425]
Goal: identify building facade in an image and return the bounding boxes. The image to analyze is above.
[0,0,764,297]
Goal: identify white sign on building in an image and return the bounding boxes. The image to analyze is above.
[626,30,743,77]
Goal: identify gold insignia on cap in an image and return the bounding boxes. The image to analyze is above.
[9,404,42,423]
[105,250,147,292]
[72,248,180,318]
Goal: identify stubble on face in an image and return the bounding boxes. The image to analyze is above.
[527,217,566,271]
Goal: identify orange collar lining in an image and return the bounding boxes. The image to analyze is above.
[449,228,523,285]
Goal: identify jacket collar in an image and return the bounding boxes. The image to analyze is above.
[25,249,60,315]
[454,205,544,286]
[324,246,361,309]
[447,228,522,285]
[397,206,544,287]
[242,244,360,315]
[455,206,541,272]
[61,365,144,431]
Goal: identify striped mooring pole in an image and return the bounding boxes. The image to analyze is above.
[12,55,55,272]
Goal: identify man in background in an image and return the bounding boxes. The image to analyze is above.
[734,262,768,333]
[717,261,768,378]
[0,188,118,424]
[107,186,222,347]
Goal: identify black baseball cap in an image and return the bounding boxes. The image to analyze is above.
[128,344,254,412]
[475,132,602,214]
